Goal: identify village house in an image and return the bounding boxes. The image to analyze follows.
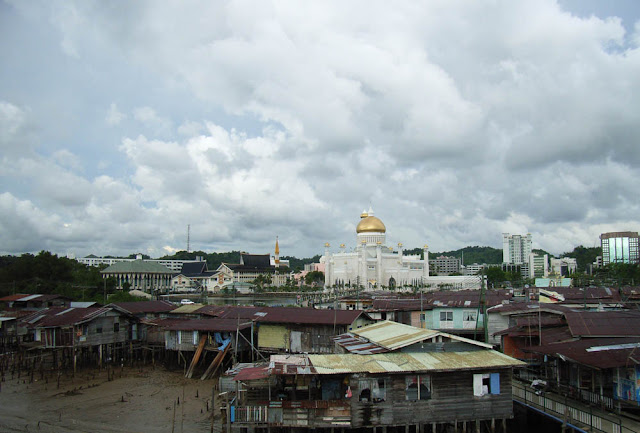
[0,293,72,311]
[20,306,138,369]
[370,290,513,343]
[226,320,525,431]
[170,261,219,293]
[197,305,375,354]
[522,310,640,411]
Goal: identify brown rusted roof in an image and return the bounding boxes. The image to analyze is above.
[565,311,640,337]
[372,290,512,311]
[524,337,640,369]
[197,305,368,326]
[233,365,270,381]
[0,294,31,302]
[23,307,121,328]
[109,300,176,314]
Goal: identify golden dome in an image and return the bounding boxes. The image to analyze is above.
[356,215,386,233]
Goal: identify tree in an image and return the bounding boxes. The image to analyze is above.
[304,271,324,287]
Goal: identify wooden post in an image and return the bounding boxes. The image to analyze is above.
[225,392,231,433]
[491,418,495,433]
[475,420,480,433]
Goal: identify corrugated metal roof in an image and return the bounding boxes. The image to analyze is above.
[348,320,494,351]
[565,311,640,337]
[525,337,640,369]
[109,300,176,314]
[24,307,115,328]
[306,350,525,374]
[350,321,440,350]
[170,304,205,314]
[0,294,31,302]
[197,305,368,326]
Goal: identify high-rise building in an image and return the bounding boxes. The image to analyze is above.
[502,233,532,265]
[600,232,640,265]
[529,253,548,278]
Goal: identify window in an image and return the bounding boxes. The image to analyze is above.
[463,311,477,322]
[405,375,431,400]
[439,311,453,328]
[113,322,120,332]
[358,378,386,402]
[473,373,500,396]
[96,326,103,334]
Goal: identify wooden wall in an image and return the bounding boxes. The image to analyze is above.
[349,369,514,427]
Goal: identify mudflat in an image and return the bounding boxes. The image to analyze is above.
[0,366,219,432]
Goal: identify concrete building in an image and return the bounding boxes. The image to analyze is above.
[101,260,174,292]
[502,233,532,265]
[550,257,577,276]
[600,231,640,265]
[431,255,461,275]
[528,253,549,279]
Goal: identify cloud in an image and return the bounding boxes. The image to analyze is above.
[106,102,125,126]
[2,1,640,259]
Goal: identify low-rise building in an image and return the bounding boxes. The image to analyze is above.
[227,320,524,430]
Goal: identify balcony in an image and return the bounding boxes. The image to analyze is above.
[231,400,351,428]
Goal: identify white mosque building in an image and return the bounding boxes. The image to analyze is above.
[321,208,483,291]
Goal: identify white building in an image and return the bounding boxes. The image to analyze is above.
[502,233,532,265]
[321,208,482,291]
[550,257,577,276]
[528,253,549,278]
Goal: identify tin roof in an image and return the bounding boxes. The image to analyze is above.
[197,305,367,326]
[22,307,119,328]
[109,300,176,314]
[300,351,525,375]
[565,311,640,337]
[372,290,512,311]
[347,320,493,351]
[170,304,205,314]
[233,365,270,381]
[525,337,640,369]
[0,294,31,302]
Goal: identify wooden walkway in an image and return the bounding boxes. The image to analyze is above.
[512,380,640,433]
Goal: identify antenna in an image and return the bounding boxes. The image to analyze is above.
[187,224,191,253]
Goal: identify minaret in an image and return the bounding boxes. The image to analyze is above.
[274,236,280,268]
[324,242,331,288]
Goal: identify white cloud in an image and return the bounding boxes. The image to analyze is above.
[106,102,125,126]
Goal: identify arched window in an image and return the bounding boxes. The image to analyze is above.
[388,277,396,289]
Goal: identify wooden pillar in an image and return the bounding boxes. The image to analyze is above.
[432,423,436,433]
[475,420,480,433]
[501,419,506,433]
[491,418,495,433]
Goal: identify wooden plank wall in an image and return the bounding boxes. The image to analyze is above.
[350,369,514,427]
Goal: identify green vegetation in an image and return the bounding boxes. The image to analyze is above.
[561,245,601,272]
[404,246,503,264]
[0,251,117,302]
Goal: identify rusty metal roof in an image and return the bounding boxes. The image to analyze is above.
[525,337,640,369]
[170,304,205,314]
[23,307,117,328]
[197,305,368,326]
[109,300,176,314]
[565,311,640,337]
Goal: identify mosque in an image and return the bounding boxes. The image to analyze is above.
[321,208,482,291]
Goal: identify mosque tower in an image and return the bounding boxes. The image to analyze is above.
[274,236,280,268]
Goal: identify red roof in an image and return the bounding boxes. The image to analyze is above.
[233,365,270,381]
[0,294,31,302]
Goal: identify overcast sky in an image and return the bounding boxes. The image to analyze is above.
[2,1,640,260]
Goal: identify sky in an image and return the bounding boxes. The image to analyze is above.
[1,1,640,260]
